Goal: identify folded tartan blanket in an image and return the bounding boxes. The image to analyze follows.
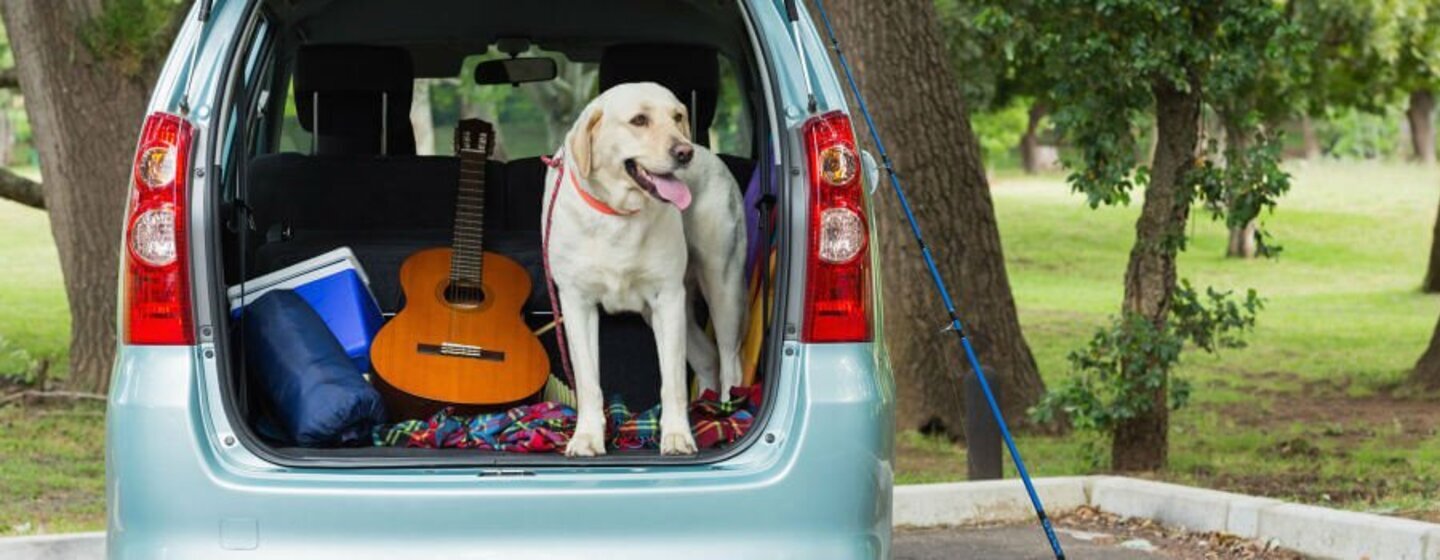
[372,385,762,452]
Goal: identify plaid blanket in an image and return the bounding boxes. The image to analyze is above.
[373,385,763,453]
[372,401,575,452]
[610,385,761,449]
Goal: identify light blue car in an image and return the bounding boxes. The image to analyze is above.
[109,0,894,557]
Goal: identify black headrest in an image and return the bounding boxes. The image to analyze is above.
[600,44,719,147]
[294,45,417,156]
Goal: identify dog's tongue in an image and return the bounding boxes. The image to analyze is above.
[650,173,692,211]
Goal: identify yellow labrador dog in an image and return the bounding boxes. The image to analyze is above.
[544,82,747,456]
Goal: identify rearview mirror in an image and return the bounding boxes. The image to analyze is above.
[475,57,557,86]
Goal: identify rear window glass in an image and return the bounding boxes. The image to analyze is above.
[277,49,752,160]
[420,51,597,159]
[711,55,752,158]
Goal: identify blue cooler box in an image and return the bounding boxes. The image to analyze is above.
[227,247,383,372]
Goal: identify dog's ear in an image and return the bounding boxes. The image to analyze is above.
[568,102,604,178]
[678,108,693,141]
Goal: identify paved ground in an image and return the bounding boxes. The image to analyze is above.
[895,526,1159,559]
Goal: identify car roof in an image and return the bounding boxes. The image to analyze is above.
[263,0,752,78]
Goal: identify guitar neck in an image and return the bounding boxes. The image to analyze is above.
[451,142,488,286]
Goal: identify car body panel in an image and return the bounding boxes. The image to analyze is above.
[110,0,895,558]
[108,343,892,559]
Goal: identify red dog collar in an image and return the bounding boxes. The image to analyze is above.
[544,154,637,217]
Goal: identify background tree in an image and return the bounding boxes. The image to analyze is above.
[0,19,41,210]
[1378,1,1440,291]
[1000,0,1288,470]
[824,0,1048,437]
[410,81,436,155]
[1410,0,1440,378]
[1291,0,1394,147]
[519,60,598,150]
[937,0,1053,173]
[1287,1,1440,291]
[0,0,189,392]
[1414,316,1440,389]
[1209,2,1307,259]
[1385,1,1440,166]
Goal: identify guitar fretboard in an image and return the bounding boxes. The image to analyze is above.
[451,124,492,291]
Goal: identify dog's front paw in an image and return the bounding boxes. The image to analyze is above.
[566,430,607,457]
[659,430,698,456]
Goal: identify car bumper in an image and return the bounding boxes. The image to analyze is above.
[106,343,895,559]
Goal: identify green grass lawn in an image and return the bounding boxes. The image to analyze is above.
[2,162,1439,534]
[0,401,105,535]
[0,196,69,379]
[0,197,97,536]
[900,161,1440,522]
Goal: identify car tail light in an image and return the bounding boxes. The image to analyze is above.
[123,112,194,345]
[802,111,872,342]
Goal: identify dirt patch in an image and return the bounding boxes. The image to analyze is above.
[1203,471,1430,506]
[1217,374,1440,447]
[1198,374,1440,522]
[1057,506,1305,559]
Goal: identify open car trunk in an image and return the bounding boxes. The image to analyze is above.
[205,0,787,467]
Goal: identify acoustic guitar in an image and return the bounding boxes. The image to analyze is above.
[370,119,549,415]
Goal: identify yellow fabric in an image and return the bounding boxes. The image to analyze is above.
[741,251,777,386]
[542,374,576,407]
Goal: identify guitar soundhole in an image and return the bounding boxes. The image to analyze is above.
[444,281,487,307]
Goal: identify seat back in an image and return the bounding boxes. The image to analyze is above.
[600,44,720,147]
[248,154,462,234]
[294,45,417,156]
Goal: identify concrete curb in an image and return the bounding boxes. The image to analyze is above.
[5,477,1439,559]
[894,476,1092,527]
[897,476,1440,560]
[0,532,104,560]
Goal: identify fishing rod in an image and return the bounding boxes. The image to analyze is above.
[798,1,1067,557]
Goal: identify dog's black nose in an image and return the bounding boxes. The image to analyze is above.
[671,143,694,165]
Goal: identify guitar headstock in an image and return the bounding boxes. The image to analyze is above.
[455,119,496,157]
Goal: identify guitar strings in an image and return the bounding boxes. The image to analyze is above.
[449,125,490,344]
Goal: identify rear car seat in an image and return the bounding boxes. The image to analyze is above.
[245,43,755,411]
[246,45,545,312]
[294,45,417,157]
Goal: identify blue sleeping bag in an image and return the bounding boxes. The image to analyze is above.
[243,290,386,446]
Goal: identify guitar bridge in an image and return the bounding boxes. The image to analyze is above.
[417,342,506,362]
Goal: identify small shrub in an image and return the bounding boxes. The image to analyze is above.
[0,335,38,386]
[1317,106,1402,161]
[971,97,1035,168]
[1032,281,1263,437]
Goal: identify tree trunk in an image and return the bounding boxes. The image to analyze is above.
[521,63,598,150]
[1111,79,1201,472]
[1144,119,1160,166]
[823,0,1048,439]
[1299,115,1322,161]
[1,2,167,392]
[1226,219,1259,259]
[410,80,435,156]
[0,108,13,165]
[1423,196,1440,293]
[1415,314,1440,389]
[1407,90,1436,166]
[1222,118,1258,259]
[1019,101,1046,174]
